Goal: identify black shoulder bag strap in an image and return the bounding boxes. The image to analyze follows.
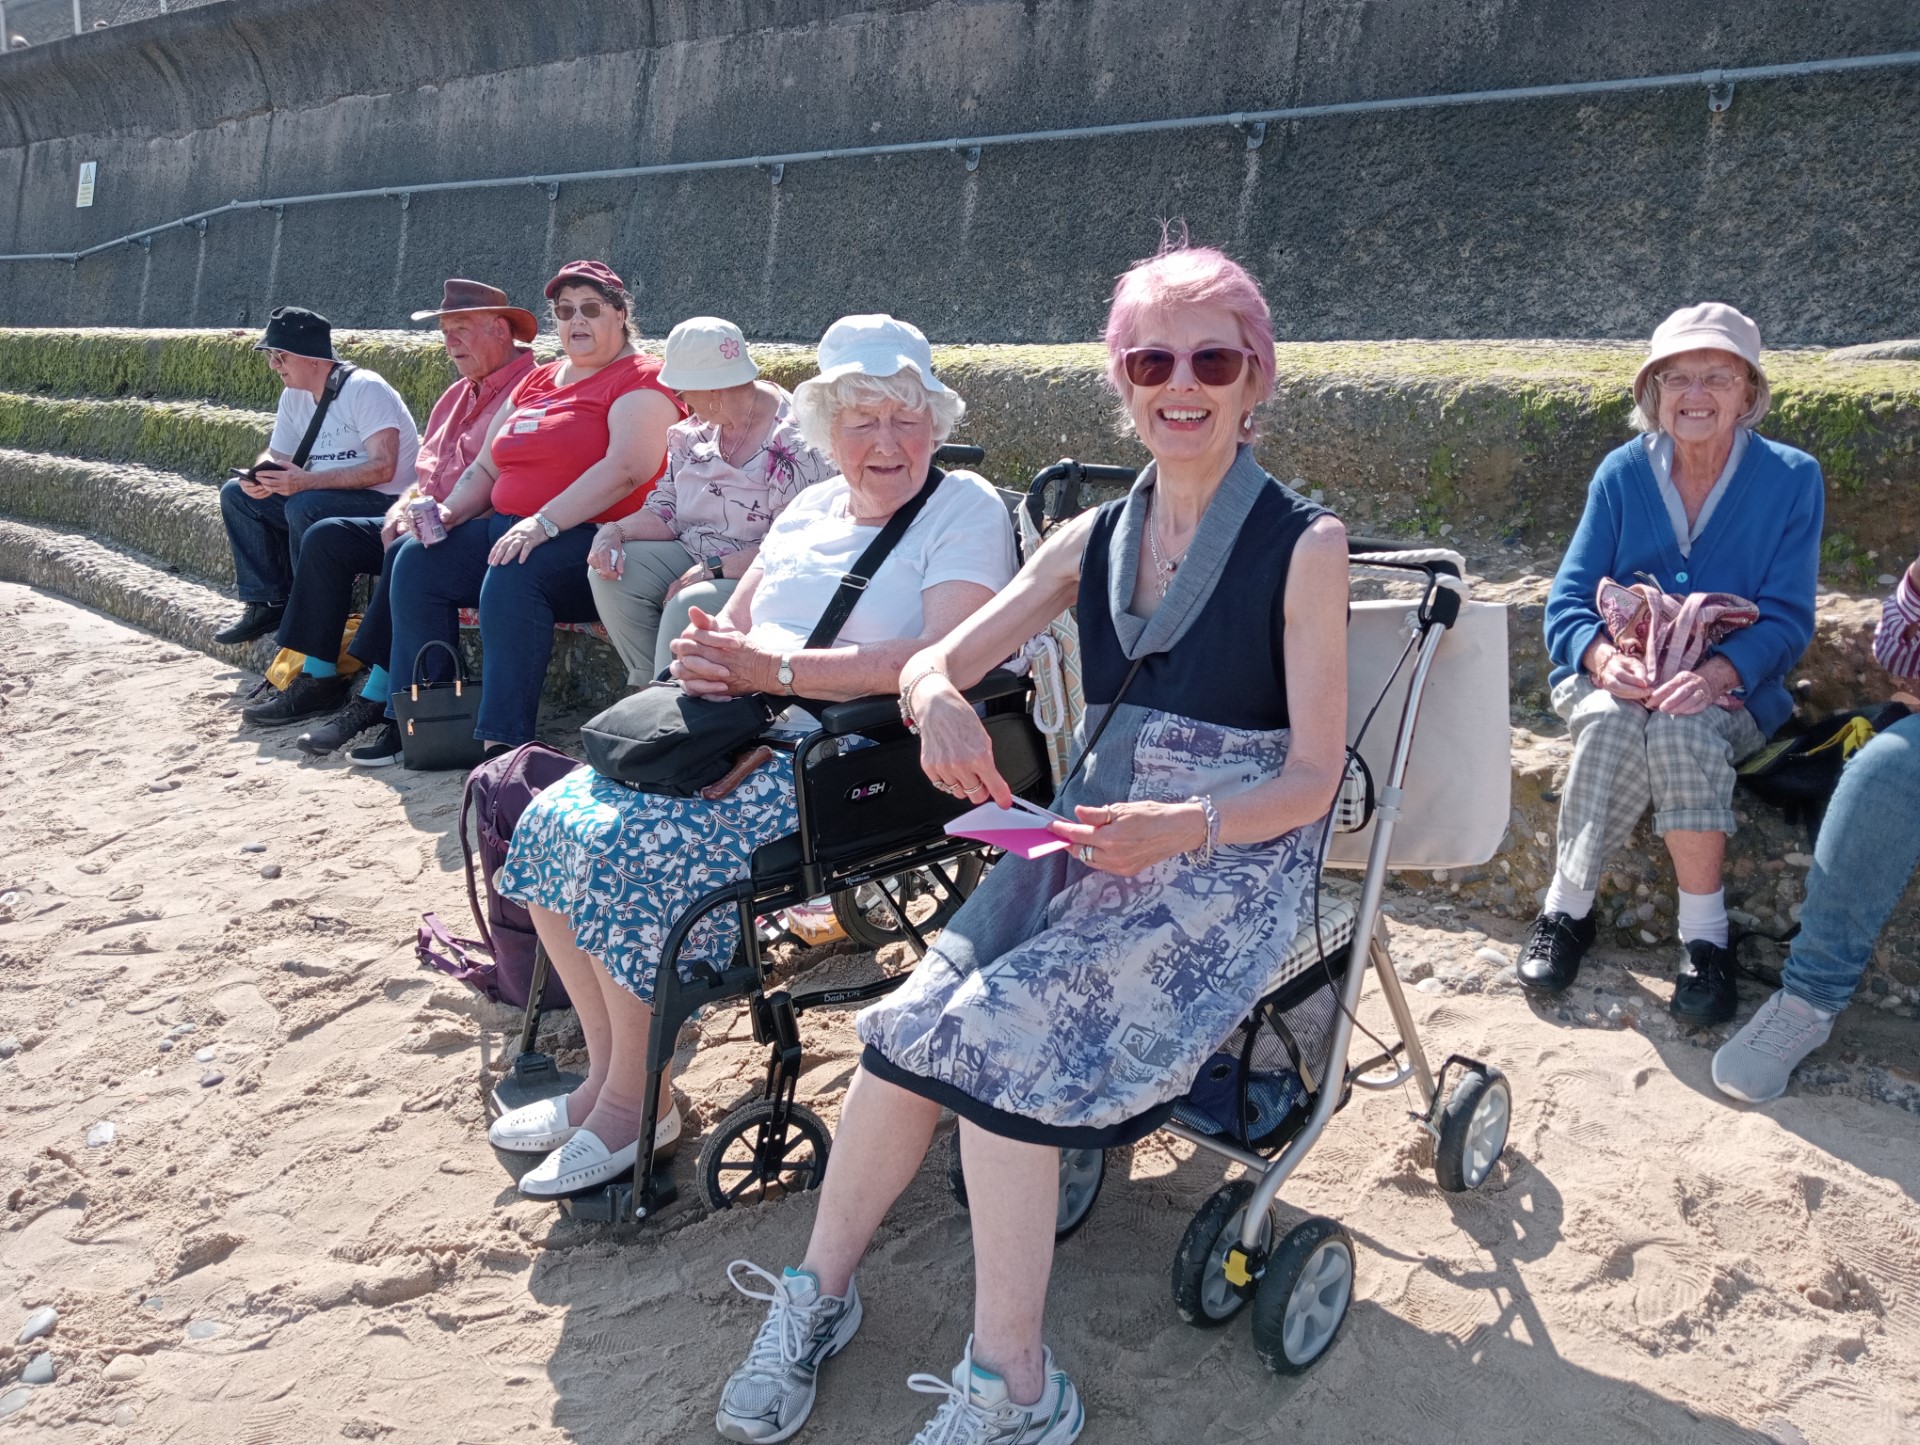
[799,466,946,651]
[288,361,357,469]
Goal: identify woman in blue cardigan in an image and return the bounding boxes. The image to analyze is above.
[1522,303,1823,1025]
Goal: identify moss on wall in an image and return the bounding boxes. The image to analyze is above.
[0,391,269,479]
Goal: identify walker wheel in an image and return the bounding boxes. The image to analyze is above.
[1249,1216,1354,1374]
[696,1099,831,1212]
[944,1131,1107,1240]
[1432,1065,1511,1193]
[831,854,985,950]
[1171,1179,1273,1328]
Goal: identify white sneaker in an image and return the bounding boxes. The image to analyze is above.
[906,1336,1083,1445]
[488,1094,578,1155]
[715,1263,862,1443]
[1712,989,1836,1103]
[515,1109,681,1198]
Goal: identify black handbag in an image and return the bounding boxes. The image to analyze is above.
[393,639,487,772]
[580,468,947,794]
[1737,700,1910,837]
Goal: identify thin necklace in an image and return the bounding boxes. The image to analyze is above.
[718,389,768,467]
[1146,495,1193,598]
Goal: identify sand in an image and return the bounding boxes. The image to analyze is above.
[1,580,1917,1445]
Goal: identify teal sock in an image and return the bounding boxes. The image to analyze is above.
[302,656,338,679]
[359,665,391,704]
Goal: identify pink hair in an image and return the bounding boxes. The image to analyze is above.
[1102,242,1276,408]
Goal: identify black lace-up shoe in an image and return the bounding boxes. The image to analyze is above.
[348,720,404,768]
[1516,910,1598,995]
[1671,939,1738,1025]
[241,671,350,725]
[296,693,387,756]
[213,602,285,645]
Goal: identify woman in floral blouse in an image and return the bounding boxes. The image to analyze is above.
[587,315,834,683]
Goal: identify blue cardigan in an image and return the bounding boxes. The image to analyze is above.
[1544,434,1824,737]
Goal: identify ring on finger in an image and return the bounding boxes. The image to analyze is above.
[1078,844,1094,864]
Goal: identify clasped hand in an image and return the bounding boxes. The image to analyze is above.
[1591,644,1730,715]
[668,606,770,697]
[587,523,626,579]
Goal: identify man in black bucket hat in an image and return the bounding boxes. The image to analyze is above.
[213,306,421,648]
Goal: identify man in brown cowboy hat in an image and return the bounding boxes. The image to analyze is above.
[244,281,540,750]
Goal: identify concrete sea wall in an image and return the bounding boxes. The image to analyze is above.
[2,1,1919,341]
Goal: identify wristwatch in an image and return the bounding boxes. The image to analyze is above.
[776,654,796,694]
[705,554,726,579]
[531,511,560,539]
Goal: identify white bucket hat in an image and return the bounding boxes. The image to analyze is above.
[658,316,760,391]
[814,313,949,393]
[1633,302,1765,410]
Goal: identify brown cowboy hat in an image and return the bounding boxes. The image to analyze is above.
[410,278,539,344]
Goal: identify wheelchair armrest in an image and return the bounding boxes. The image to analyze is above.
[811,668,1033,738]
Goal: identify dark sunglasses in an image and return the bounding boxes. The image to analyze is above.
[551,301,610,321]
[1121,345,1256,388]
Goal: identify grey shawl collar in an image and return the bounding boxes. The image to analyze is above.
[1105,442,1269,660]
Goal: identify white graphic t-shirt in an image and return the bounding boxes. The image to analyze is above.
[268,367,421,496]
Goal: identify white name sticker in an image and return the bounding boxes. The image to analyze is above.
[511,408,546,434]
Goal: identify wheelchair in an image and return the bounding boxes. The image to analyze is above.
[941,460,1519,1376]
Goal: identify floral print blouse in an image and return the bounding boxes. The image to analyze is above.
[640,385,834,560]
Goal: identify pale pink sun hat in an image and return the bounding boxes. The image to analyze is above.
[1632,302,1766,412]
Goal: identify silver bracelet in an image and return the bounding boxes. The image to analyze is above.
[1182,794,1221,867]
[897,664,947,733]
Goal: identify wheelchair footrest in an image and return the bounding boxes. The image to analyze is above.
[554,1163,679,1224]
[491,1052,586,1116]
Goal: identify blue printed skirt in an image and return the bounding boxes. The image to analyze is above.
[497,759,799,1001]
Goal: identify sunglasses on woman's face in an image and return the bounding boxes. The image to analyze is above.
[1121,345,1255,388]
[551,301,609,321]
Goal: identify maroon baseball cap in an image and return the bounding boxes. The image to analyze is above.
[544,260,626,301]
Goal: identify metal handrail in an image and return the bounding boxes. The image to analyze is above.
[4,46,1919,264]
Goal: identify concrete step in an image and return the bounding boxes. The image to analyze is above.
[0,447,231,585]
[0,390,268,481]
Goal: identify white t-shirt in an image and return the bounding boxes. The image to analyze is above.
[748,469,1017,650]
[268,367,421,496]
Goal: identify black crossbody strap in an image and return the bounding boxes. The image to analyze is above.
[289,361,357,469]
[801,466,946,651]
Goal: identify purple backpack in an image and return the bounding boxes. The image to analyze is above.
[416,741,579,1009]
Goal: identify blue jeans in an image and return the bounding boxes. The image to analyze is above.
[1784,713,1920,1013]
[383,513,599,747]
[220,479,392,604]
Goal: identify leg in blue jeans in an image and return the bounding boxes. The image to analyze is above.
[383,515,499,711]
[282,487,391,574]
[1783,713,1920,1013]
[220,480,296,603]
[474,522,601,745]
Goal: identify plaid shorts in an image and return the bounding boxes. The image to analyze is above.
[1550,676,1766,889]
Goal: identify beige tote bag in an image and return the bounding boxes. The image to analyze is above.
[1327,597,1512,871]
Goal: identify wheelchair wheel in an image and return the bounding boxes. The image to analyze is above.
[1171,1179,1273,1327]
[1249,1216,1354,1374]
[696,1099,831,1212]
[945,1132,1107,1240]
[1432,1065,1511,1193]
[832,854,985,951]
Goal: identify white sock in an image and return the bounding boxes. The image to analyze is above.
[1677,888,1729,947]
[1543,873,1595,920]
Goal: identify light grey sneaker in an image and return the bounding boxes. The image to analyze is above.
[906,1335,1083,1445]
[1712,988,1835,1103]
[715,1263,862,1443]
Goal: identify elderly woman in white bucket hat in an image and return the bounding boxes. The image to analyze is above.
[489,314,1016,1199]
[587,316,836,683]
[1522,302,1825,1026]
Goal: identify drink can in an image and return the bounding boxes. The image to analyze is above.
[408,494,447,545]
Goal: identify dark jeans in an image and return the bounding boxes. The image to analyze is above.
[384,513,600,747]
[220,479,392,604]
[278,515,389,664]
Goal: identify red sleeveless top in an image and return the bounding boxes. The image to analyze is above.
[489,353,683,524]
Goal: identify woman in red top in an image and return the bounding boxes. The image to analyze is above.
[377,261,683,757]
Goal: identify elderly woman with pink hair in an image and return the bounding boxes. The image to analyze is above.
[712,245,1349,1445]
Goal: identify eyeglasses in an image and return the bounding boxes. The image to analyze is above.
[550,301,610,321]
[1120,346,1256,388]
[1656,368,1746,394]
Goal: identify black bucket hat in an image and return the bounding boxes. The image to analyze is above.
[253,306,336,361]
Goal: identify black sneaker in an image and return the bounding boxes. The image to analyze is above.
[241,670,351,725]
[348,720,403,768]
[1671,939,1738,1025]
[213,602,286,646]
[1516,910,1597,995]
[296,693,388,756]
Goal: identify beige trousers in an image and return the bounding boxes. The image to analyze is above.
[587,538,739,685]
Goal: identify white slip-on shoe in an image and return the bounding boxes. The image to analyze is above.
[516,1109,683,1198]
[488,1095,578,1155]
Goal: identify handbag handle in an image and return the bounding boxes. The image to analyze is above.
[408,637,474,697]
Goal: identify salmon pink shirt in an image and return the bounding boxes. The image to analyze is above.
[488,353,683,524]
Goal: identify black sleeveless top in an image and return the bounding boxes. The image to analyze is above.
[1078,477,1328,731]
